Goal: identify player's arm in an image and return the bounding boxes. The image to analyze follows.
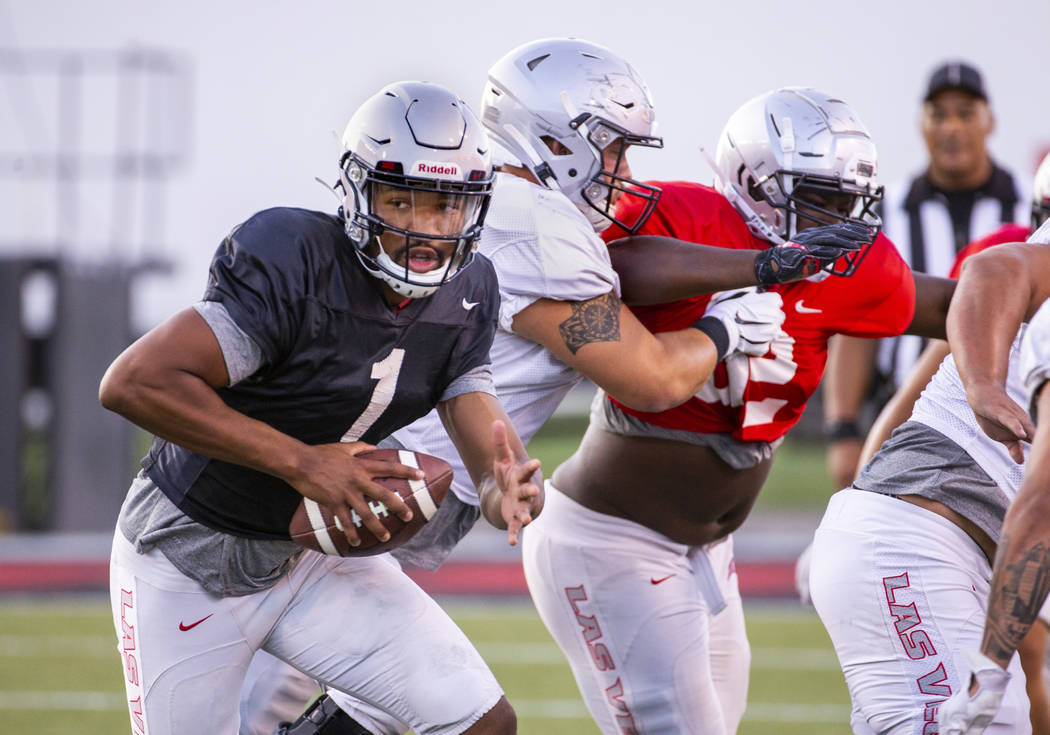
[822,335,878,490]
[511,288,782,413]
[98,307,417,545]
[904,273,956,339]
[608,223,871,305]
[983,382,1050,669]
[608,237,759,304]
[949,244,1050,461]
[438,392,542,545]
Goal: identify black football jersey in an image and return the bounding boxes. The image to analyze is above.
[142,207,498,539]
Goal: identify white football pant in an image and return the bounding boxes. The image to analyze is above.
[238,650,412,735]
[109,531,502,735]
[522,484,749,734]
[239,651,321,734]
[810,489,1030,734]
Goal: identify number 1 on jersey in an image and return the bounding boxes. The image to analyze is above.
[340,348,406,442]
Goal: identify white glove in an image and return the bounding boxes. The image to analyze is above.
[938,650,1011,734]
[702,288,785,357]
[794,540,813,606]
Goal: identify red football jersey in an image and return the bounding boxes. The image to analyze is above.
[604,181,916,443]
[948,223,1029,279]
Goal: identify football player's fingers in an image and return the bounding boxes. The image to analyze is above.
[506,518,522,546]
[989,402,1033,442]
[358,457,425,481]
[344,489,394,542]
[513,458,542,484]
[331,504,364,547]
[1006,440,1026,465]
[1016,410,1036,442]
[491,420,513,464]
[361,479,413,522]
[340,441,376,455]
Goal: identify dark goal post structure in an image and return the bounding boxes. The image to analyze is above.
[0,47,190,530]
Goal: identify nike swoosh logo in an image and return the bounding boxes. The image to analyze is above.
[794,300,822,314]
[650,574,675,585]
[462,298,479,311]
[178,614,213,631]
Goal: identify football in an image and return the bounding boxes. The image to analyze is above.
[288,448,453,557]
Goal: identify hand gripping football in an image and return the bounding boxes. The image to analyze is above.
[288,448,453,557]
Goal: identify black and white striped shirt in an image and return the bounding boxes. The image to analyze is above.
[877,163,1029,386]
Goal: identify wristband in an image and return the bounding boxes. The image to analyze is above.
[693,317,730,361]
[825,420,862,442]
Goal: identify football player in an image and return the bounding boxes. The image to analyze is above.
[932,188,1050,730]
[101,81,545,735]
[808,154,1050,734]
[244,43,867,735]
[519,87,958,734]
[934,198,1050,732]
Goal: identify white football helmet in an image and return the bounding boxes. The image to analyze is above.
[1032,152,1050,231]
[339,81,494,298]
[713,87,882,276]
[481,38,662,234]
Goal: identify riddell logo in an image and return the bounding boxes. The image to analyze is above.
[413,161,460,178]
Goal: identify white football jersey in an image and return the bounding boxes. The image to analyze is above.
[1020,221,1050,417]
[911,223,1050,501]
[389,172,620,504]
[911,335,1029,504]
[1022,299,1050,418]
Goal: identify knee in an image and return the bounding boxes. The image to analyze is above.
[467,697,516,735]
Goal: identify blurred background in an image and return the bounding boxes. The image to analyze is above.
[3,2,1048,732]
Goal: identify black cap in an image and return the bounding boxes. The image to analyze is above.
[924,61,987,103]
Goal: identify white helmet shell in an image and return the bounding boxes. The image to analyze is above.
[339,81,494,298]
[481,38,662,233]
[713,87,882,259]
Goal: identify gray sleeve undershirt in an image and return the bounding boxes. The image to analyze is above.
[440,363,495,401]
[192,301,264,385]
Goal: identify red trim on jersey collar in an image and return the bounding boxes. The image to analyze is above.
[395,297,413,313]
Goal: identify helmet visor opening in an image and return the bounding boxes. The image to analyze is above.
[370,182,484,241]
[581,120,663,235]
[783,174,882,276]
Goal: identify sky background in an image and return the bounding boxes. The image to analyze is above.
[3,0,1050,329]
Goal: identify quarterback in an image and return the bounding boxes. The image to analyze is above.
[521,87,955,734]
[100,82,543,735]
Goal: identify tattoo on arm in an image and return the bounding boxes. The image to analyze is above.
[983,533,1050,666]
[557,292,622,355]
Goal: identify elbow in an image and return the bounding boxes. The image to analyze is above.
[612,385,688,414]
[99,373,135,417]
[98,368,126,413]
[98,359,148,418]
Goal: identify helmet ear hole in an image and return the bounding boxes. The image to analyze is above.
[746,175,767,205]
[541,135,573,156]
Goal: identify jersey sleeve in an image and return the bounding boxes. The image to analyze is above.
[824,232,916,338]
[1022,299,1050,420]
[444,255,500,384]
[486,187,619,332]
[202,208,313,367]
